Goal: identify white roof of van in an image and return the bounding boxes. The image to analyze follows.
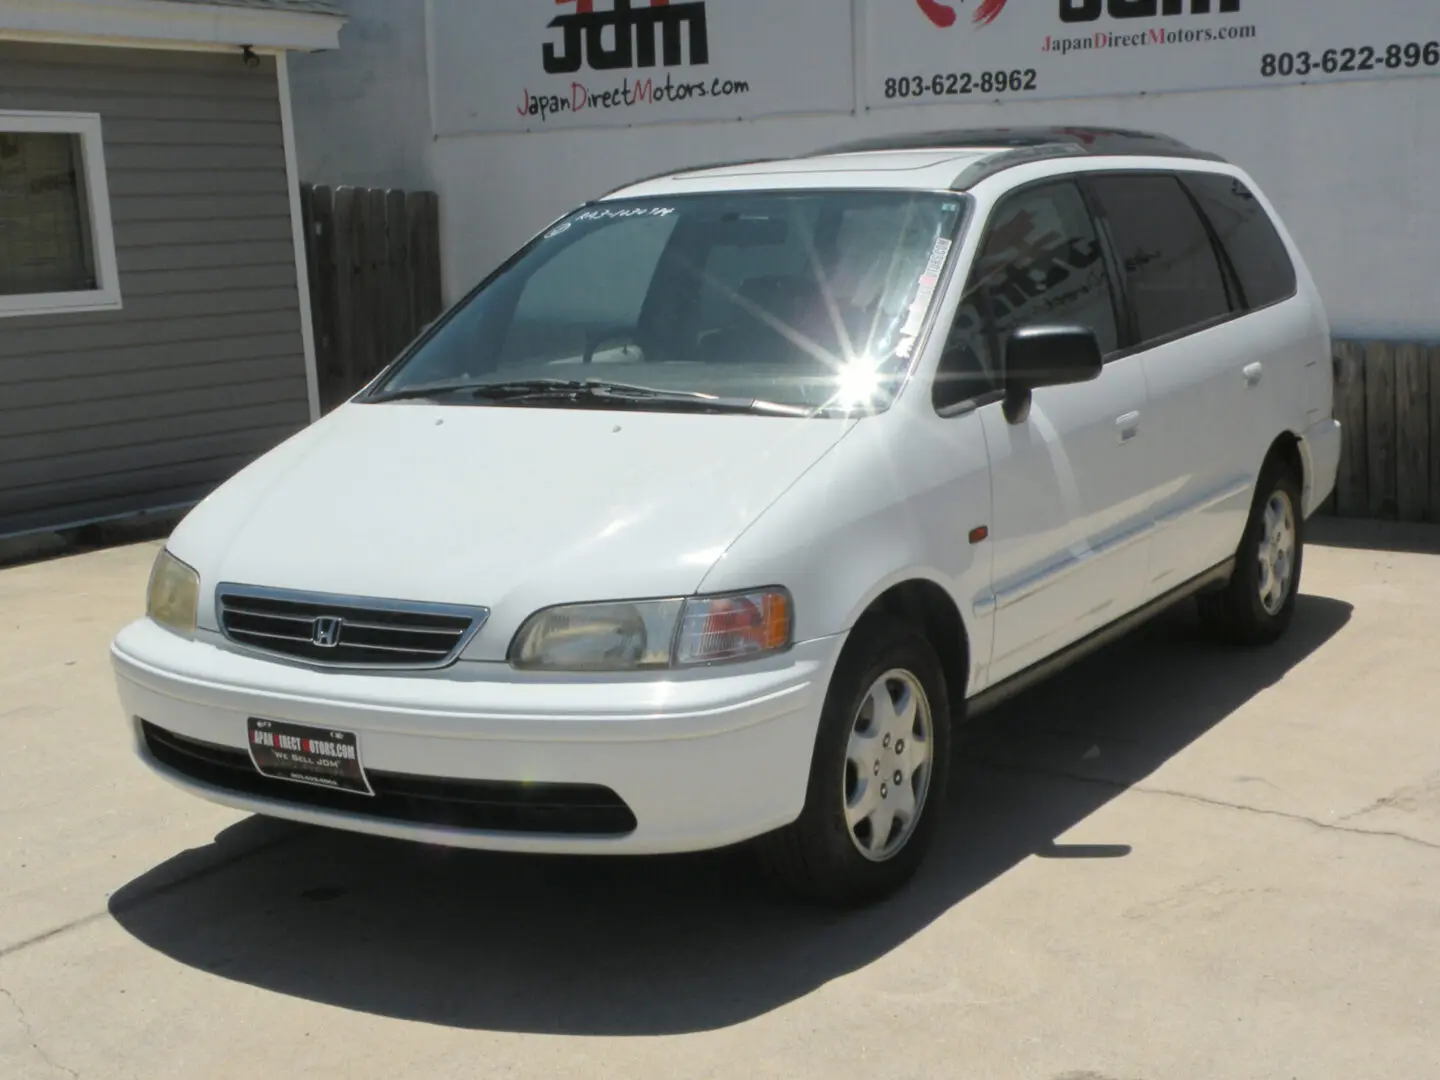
[607,149,1007,199]
[602,128,1228,200]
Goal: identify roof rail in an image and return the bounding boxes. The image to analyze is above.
[815,126,1222,159]
[815,127,1225,188]
[599,128,1225,201]
[947,143,1092,189]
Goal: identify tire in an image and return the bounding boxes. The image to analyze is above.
[755,617,952,906]
[1197,457,1304,646]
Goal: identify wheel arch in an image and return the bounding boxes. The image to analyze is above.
[851,577,970,716]
[1267,430,1307,507]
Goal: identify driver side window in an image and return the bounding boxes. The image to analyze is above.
[934,180,1119,410]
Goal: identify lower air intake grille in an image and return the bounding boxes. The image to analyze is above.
[216,585,488,669]
[141,722,638,837]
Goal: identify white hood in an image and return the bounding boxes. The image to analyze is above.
[171,402,852,660]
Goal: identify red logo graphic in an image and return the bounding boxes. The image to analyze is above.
[916,0,1008,29]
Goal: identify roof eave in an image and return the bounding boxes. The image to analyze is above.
[0,0,345,53]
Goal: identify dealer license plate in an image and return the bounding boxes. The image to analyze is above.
[246,717,373,796]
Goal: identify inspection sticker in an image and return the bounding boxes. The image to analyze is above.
[924,237,953,278]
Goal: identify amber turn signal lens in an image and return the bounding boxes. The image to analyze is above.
[675,589,793,665]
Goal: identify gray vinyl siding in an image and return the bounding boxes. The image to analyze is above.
[0,42,310,538]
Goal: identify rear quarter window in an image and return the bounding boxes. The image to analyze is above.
[1182,173,1298,310]
[1087,174,1233,346]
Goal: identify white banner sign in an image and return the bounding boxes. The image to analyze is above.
[430,0,855,135]
[864,0,1440,109]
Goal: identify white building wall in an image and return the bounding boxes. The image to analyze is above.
[288,0,432,192]
[292,3,1440,341]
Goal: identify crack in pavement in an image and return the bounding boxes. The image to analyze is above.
[1337,771,1440,824]
[968,755,1440,853]
[0,825,303,963]
[0,914,110,966]
[1339,790,1405,823]
[0,984,79,1079]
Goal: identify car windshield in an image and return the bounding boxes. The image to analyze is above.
[368,191,968,414]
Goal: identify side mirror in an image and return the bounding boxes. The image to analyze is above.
[1002,324,1104,424]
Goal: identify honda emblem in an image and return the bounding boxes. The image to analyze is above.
[311,616,344,648]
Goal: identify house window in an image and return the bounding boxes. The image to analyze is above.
[0,112,121,317]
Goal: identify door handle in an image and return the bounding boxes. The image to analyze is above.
[1243,362,1264,387]
[1116,411,1141,443]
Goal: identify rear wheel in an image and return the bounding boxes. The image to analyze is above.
[1197,458,1303,645]
[755,618,951,906]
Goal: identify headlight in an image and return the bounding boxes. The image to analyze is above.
[511,600,681,672]
[146,549,200,635]
[511,589,792,672]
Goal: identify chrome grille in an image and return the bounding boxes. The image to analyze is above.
[216,585,488,669]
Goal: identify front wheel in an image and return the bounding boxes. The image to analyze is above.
[755,618,951,906]
[1197,458,1304,645]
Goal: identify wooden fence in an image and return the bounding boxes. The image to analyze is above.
[1327,340,1440,522]
[299,184,445,411]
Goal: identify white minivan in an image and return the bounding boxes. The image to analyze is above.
[113,128,1341,904]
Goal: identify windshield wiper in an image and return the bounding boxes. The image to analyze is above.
[367,379,490,404]
[377,378,807,415]
[469,378,666,400]
[368,377,604,405]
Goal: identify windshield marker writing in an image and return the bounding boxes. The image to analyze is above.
[574,206,676,222]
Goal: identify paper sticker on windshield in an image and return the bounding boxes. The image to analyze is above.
[924,237,953,278]
[901,308,928,338]
[903,283,938,337]
[901,237,954,337]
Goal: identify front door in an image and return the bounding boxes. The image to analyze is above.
[945,180,1156,686]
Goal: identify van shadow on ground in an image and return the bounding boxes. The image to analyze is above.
[109,594,1352,1035]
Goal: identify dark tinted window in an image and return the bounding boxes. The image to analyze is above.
[1184,173,1297,309]
[935,181,1117,409]
[1088,175,1232,345]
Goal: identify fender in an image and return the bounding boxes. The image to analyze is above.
[698,408,994,682]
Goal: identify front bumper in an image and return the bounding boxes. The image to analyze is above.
[113,619,840,854]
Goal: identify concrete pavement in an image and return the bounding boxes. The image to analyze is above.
[1,523,1437,1079]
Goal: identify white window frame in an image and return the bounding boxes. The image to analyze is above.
[0,110,122,318]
